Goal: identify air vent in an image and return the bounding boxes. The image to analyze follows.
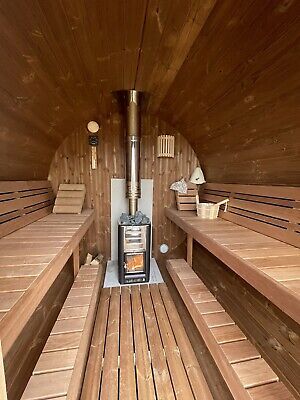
[157,135,175,158]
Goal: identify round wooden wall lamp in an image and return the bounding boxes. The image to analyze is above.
[87,120,100,133]
[87,121,100,170]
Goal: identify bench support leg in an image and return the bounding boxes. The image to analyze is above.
[73,245,80,277]
[187,234,193,267]
[0,342,7,400]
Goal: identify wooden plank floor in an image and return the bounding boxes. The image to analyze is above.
[82,283,213,400]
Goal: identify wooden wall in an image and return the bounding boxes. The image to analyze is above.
[0,0,214,181]
[49,114,198,259]
[192,243,300,399]
[0,1,298,185]
[160,0,300,186]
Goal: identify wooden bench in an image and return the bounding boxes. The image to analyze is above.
[0,181,94,396]
[21,263,103,400]
[165,183,300,324]
[167,259,296,400]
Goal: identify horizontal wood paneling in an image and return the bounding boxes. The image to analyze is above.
[49,114,198,259]
[0,180,54,238]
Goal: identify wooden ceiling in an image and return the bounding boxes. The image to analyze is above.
[0,0,299,184]
[159,0,300,185]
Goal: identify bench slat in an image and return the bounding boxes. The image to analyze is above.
[248,382,295,400]
[165,207,300,325]
[22,264,103,400]
[167,259,295,400]
[0,181,54,239]
[202,183,300,247]
[0,210,94,361]
[232,358,278,389]
[43,332,82,353]
[220,341,260,364]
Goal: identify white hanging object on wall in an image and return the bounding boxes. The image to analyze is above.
[190,166,206,185]
[157,135,175,158]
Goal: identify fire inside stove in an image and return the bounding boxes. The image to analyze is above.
[125,253,144,273]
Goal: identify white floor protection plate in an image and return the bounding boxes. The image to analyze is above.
[104,258,164,288]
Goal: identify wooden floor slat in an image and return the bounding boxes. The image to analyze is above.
[119,287,138,400]
[150,285,195,400]
[84,284,211,399]
[140,285,174,400]
[159,284,213,400]
[100,287,120,400]
[131,286,156,400]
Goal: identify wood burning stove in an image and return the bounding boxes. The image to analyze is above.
[117,89,151,284]
[118,222,151,284]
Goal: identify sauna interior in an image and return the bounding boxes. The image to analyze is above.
[0,1,299,399]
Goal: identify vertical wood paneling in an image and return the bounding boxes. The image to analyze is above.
[49,114,198,259]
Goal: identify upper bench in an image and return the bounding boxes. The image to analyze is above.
[166,183,300,324]
[0,180,94,396]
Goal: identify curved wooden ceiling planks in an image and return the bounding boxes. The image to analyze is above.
[159,0,300,185]
[0,0,215,180]
[0,0,299,185]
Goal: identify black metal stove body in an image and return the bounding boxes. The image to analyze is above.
[118,222,151,284]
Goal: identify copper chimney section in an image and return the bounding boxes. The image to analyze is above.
[125,90,142,215]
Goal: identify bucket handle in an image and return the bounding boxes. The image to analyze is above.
[195,196,229,212]
[215,198,230,212]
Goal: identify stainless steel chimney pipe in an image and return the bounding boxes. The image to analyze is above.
[125,90,141,215]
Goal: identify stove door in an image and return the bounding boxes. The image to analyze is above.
[124,252,145,274]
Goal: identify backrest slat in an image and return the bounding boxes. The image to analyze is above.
[201,183,300,248]
[0,181,54,239]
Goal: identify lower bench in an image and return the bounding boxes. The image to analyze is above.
[21,263,103,400]
[167,259,295,400]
